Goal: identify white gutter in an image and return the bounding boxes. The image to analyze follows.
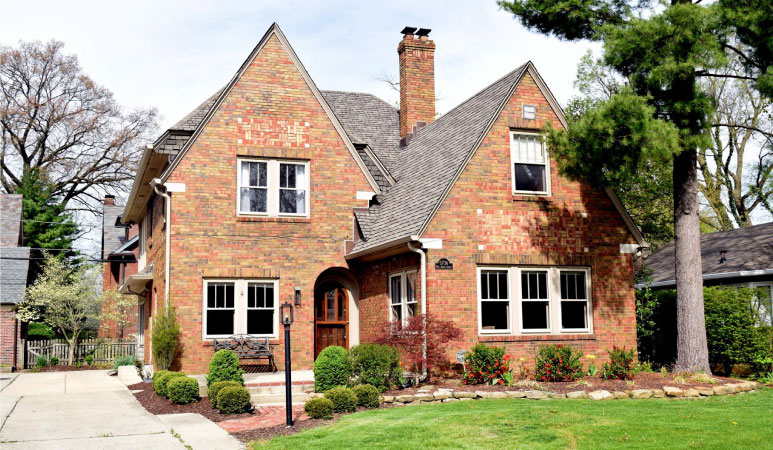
[635,268,773,289]
[407,241,427,380]
[151,178,171,307]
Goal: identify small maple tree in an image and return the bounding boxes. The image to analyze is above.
[375,313,461,383]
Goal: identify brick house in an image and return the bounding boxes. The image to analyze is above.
[115,23,645,373]
[100,195,140,341]
[0,194,30,371]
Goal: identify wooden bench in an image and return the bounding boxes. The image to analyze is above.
[213,335,277,372]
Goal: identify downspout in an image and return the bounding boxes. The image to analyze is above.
[407,241,427,381]
[151,179,171,308]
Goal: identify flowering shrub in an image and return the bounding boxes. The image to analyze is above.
[534,344,584,382]
[462,343,511,385]
[601,346,635,380]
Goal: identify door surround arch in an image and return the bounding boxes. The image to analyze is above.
[313,267,360,358]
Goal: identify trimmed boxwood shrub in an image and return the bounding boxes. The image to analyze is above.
[602,346,635,380]
[167,376,200,404]
[155,371,186,397]
[216,385,251,414]
[351,384,380,408]
[324,386,357,413]
[535,344,584,382]
[208,380,241,407]
[349,343,401,392]
[304,398,334,419]
[206,349,244,387]
[313,346,352,392]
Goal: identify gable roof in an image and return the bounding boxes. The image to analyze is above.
[0,247,30,304]
[157,23,381,194]
[641,222,773,288]
[348,64,530,255]
[102,202,127,258]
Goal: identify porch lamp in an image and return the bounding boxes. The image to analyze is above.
[280,302,294,427]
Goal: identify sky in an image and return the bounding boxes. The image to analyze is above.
[0,0,596,131]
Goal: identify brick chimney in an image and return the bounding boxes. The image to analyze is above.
[398,27,435,144]
[104,195,115,206]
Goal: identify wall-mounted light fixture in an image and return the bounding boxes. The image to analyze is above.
[294,286,302,306]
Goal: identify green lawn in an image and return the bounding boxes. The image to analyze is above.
[251,388,773,449]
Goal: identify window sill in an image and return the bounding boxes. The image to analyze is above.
[237,216,311,223]
[479,334,596,343]
[511,194,551,202]
[201,337,280,345]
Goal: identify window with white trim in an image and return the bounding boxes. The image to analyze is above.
[476,266,592,335]
[479,270,510,333]
[520,270,551,332]
[237,158,309,217]
[203,279,278,339]
[389,270,417,324]
[522,104,536,120]
[511,131,549,194]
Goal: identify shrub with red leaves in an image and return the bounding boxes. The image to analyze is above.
[534,344,584,382]
[374,314,461,381]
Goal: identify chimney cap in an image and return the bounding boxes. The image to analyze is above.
[401,26,417,35]
[416,28,431,37]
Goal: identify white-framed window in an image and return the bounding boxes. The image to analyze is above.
[520,269,551,332]
[476,266,592,335]
[389,270,417,325]
[510,131,550,195]
[522,104,536,120]
[478,269,511,333]
[202,279,278,339]
[237,158,309,217]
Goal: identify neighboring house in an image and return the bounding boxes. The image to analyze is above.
[0,194,30,371]
[639,222,773,325]
[118,23,645,373]
[100,195,140,342]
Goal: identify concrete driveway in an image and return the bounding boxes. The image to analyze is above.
[0,370,185,449]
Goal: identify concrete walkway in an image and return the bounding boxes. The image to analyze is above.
[0,370,242,450]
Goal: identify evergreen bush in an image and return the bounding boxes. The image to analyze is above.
[206,349,244,387]
[601,346,635,380]
[324,386,357,413]
[151,306,180,370]
[349,343,401,392]
[313,346,352,392]
[208,380,241,407]
[154,371,186,397]
[351,384,380,408]
[534,344,584,382]
[304,398,334,419]
[216,385,251,414]
[167,376,200,404]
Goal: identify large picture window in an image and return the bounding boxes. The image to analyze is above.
[476,266,591,335]
[511,132,549,195]
[389,270,418,325]
[203,279,278,339]
[237,158,309,217]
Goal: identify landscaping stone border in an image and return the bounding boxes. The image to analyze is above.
[310,381,761,405]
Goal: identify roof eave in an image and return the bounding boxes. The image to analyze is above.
[634,268,773,289]
[344,235,420,260]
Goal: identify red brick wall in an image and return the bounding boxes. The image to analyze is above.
[100,225,139,339]
[161,34,374,373]
[0,305,20,368]
[421,73,637,367]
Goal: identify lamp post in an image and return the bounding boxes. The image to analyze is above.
[280,302,294,427]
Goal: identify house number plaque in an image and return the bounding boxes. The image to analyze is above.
[435,258,453,270]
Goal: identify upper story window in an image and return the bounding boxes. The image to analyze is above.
[237,158,309,217]
[510,131,550,195]
[477,266,592,336]
[389,270,417,325]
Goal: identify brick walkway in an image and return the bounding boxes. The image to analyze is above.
[217,405,310,433]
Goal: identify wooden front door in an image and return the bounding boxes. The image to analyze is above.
[315,283,348,357]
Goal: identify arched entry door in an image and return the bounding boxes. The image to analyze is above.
[315,282,348,357]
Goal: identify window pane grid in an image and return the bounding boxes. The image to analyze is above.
[480,270,510,332]
[512,133,547,193]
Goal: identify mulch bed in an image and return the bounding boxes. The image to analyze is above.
[231,414,341,443]
[383,372,739,396]
[128,381,253,422]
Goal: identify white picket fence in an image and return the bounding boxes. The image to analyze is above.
[25,338,136,368]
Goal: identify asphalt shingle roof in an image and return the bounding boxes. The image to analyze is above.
[102,202,127,258]
[644,222,773,285]
[322,91,401,174]
[351,65,528,252]
[171,89,224,132]
[0,246,29,304]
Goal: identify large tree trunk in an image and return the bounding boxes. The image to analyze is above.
[673,149,711,373]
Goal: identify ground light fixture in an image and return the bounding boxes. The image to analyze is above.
[280,302,294,426]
